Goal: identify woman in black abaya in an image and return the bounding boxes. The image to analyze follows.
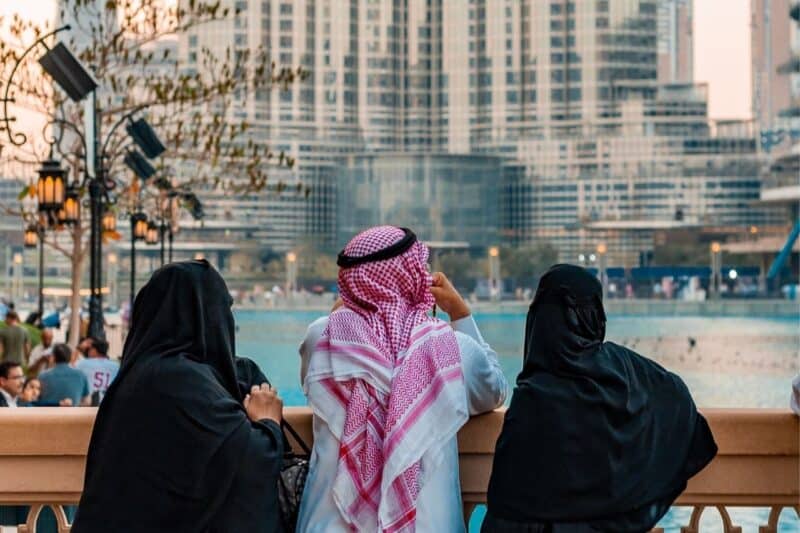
[72,260,284,533]
[483,265,717,533]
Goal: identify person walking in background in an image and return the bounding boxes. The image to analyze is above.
[38,344,90,407]
[483,265,717,533]
[0,361,24,407]
[72,261,285,533]
[0,312,30,365]
[298,226,507,533]
[75,337,119,405]
[28,328,54,375]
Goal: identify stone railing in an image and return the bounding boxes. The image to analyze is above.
[0,408,797,532]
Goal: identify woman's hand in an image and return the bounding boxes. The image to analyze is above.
[244,383,283,424]
[430,272,471,321]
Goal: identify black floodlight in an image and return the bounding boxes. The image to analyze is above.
[38,42,97,102]
[126,117,166,159]
[124,149,156,180]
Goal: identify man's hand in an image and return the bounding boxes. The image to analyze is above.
[244,383,283,424]
[430,272,471,321]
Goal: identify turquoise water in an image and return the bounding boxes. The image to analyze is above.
[234,309,800,532]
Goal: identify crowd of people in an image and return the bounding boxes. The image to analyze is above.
[0,225,712,533]
[0,314,119,409]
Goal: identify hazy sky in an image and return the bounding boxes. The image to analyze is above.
[2,0,753,120]
[693,0,752,119]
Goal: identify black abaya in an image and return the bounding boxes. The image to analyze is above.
[484,265,717,533]
[72,261,283,533]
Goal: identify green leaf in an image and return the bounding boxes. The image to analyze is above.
[17,185,32,201]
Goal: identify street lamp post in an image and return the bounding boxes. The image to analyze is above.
[168,227,174,263]
[108,253,118,308]
[12,253,23,303]
[596,243,608,298]
[24,224,44,322]
[710,242,722,300]
[159,220,167,266]
[286,252,298,294]
[130,213,148,304]
[488,246,501,302]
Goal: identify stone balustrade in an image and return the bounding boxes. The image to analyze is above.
[0,407,797,532]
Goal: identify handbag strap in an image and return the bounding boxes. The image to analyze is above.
[281,418,312,456]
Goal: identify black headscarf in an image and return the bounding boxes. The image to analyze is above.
[73,261,283,533]
[235,355,270,397]
[486,265,717,532]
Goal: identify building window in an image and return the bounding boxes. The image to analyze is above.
[280,19,292,30]
[188,35,198,47]
[507,90,519,103]
[235,34,247,46]
[280,3,292,14]
[280,36,292,47]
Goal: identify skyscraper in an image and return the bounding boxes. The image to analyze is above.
[751,0,794,130]
[657,0,693,84]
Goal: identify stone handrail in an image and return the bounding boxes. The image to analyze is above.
[0,408,797,532]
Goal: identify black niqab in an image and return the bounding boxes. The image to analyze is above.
[486,265,717,532]
[73,261,283,533]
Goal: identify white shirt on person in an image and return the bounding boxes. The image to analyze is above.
[297,314,508,533]
[0,388,18,407]
[29,343,53,367]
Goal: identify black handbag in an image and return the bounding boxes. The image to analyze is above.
[277,418,311,532]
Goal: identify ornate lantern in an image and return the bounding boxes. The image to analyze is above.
[145,221,159,245]
[132,212,148,241]
[36,157,67,213]
[23,224,39,248]
[102,207,117,232]
[57,185,80,225]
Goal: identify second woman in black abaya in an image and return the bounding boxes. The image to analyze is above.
[484,264,717,533]
[72,260,284,533]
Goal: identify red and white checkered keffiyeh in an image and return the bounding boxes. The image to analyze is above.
[304,226,468,532]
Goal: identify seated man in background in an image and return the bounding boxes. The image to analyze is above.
[39,344,90,407]
[76,337,119,405]
[0,361,24,407]
[28,328,54,376]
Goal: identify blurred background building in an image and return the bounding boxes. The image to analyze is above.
[171,0,791,270]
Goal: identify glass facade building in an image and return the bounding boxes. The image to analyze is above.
[337,154,501,249]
